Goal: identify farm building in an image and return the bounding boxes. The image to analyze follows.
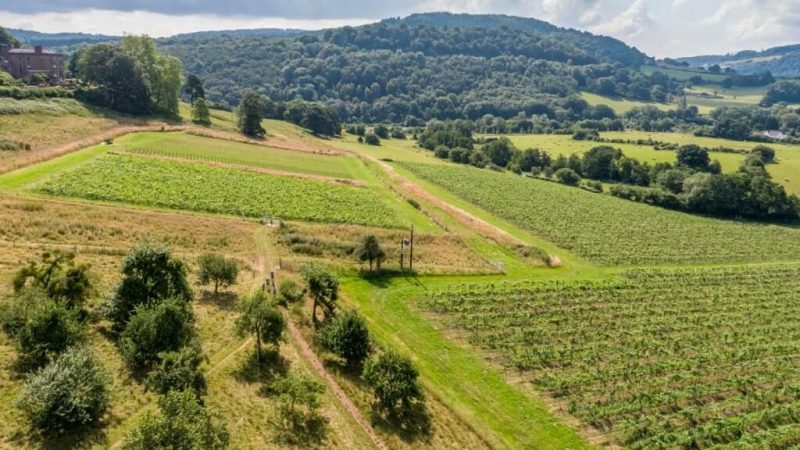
[0,44,66,83]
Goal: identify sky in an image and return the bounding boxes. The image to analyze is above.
[1,0,799,57]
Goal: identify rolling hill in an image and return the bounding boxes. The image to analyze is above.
[678,43,800,77]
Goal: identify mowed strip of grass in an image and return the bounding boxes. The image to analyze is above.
[401,162,800,266]
[119,132,362,180]
[33,154,407,228]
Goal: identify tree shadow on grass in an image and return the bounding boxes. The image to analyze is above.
[197,290,238,311]
[371,401,433,445]
[272,413,329,448]
[8,423,109,450]
[233,348,289,387]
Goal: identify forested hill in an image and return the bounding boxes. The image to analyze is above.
[678,44,800,77]
[159,13,669,123]
[390,13,649,67]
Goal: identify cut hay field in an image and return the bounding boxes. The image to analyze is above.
[423,263,800,449]
[580,92,675,114]
[400,162,800,265]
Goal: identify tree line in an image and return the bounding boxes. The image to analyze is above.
[419,120,800,222]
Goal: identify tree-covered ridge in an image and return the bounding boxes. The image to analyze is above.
[678,44,800,78]
[160,15,670,123]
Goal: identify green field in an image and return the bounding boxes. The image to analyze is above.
[422,263,800,448]
[491,132,800,195]
[400,162,800,265]
[34,155,407,227]
[640,65,729,83]
[119,132,362,179]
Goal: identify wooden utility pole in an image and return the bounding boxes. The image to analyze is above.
[409,225,414,272]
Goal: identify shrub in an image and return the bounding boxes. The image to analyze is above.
[751,145,776,163]
[147,344,207,397]
[122,390,229,450]
[2,288,83,371]
[373,124,390,139]
[106,243,192,331]
[278,280,305,304]
[269,372,327,444]
[362,351,423,412]
[554,168,581,186]
[16,347,108,431]
[119,298,196,369]
[197,253,239,295]
[317,309,371,367]
[582,180,603,193]
[364,133,381,146]
[235,291,285,361]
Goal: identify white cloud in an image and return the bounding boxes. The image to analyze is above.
[0,9,372,36]
[541,0,602,26]
[591,0,653,38]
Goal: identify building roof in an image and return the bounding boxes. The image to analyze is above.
[8,49,64,56]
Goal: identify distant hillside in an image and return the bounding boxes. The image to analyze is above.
[678,44,800,77]
[7,28,120,48]
[159,12,669,122]
[169,28,308,40]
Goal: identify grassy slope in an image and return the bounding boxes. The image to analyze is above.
[580,92,675,114]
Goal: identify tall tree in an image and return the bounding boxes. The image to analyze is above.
[301,264,339,324]
[356,235,385,271]
[235,291,285,361]
[120,35,184,115]
[192,98,211,126]
[237,90,265,137]
[184,74,206,105]
[197,253,238,295]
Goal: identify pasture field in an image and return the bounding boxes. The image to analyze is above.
[580,92,675,114]
[117,131,362,180]
[491,132,800,195]
[682,85,765,113]
[422,263,800,448]
[32,155,409,228]
[400,162,800,265]
[490,133,746,173]
[640,65,729,83]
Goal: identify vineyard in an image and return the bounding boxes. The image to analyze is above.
[116,132,361,179]
[35,155,405,227]
[422,263,800,448]
[401,162,800,265]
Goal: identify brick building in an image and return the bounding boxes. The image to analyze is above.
[0,44,66,83]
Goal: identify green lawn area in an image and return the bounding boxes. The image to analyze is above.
[118,132,363,179]
[640,65,729,83]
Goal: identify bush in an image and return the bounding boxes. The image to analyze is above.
[197,253,239,295]
[235,291,285,361]
[751,145,776,163]
[581,179,603,193]
[147,344,207,397]
[122,390,229,450]
[364,133,381,146]
[554,168,581,186]
[362,351,423,412]
[278,280,305,304]
[269,372,327,444]
[106,243,192,331]
[609,185,684,210]
[373,124,390,139]
[2,288,83,371]
[16,347,108,431]
[317,310,371,367]
[119,298,196,369]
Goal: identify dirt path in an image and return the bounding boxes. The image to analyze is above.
[285,316,389,450]
[366,155,526,246]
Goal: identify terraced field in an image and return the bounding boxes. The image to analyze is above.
[422,263,800,448]
[400,162,800,265]
[36,155,405,228]
[118,132,362,179]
